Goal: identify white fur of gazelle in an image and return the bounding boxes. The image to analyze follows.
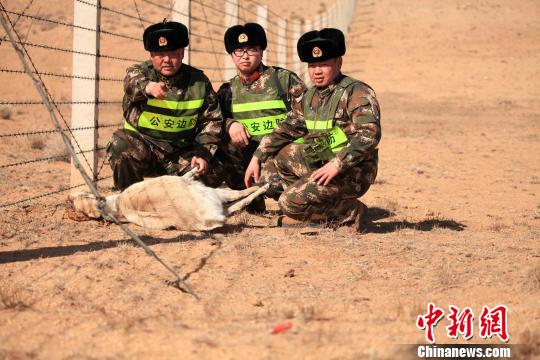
[68,169,269,231]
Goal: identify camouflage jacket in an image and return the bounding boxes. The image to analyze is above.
[123,60,223,160]
[253,73,381,173]
[217,63,307,133]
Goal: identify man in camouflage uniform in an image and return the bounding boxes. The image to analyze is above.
[215,23,307,212]
[107,21,223,190]
[245,28,381,230]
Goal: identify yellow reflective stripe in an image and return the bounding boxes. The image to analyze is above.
[147,98,204,110]
[232,100,286,113]
[295,126,349,152]
[124,121,137,132]
[327,126,349,153]
[305,119,333,131]
[237,113,286,135]
[138,111,197,132]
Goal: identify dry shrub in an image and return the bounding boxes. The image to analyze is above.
[300,305,316,322]
[0,106,13,120]
[0,284,34,310]
[229,211,251,227]
[30,138,46,150]
[381,198,399,212]
[487,222,508,232]
[436,262,458,289]
[527,265,540,291]
[515,328,540,359]
[45,135,70,162]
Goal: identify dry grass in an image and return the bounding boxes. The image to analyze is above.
[45,135,70,162]
[0,284,34,310]
[30,138,46,150]
[527,265,540,291]
[515,328,540,359]
[0,106,13,120]
[436,262,458,289]
[487,221,508,232]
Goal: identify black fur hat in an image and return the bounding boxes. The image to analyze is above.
[297,28,346,62]
[143,21,189,52]
[224,23,267,54]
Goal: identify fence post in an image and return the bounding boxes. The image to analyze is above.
[314,13,321,30]
[302,18,312,84]
[277,18,287,68]
[172,0,191,65]
[328,4,337,28]
[224,0,238,81]
[71,0,100,189]
[256,5,268,64]
[292,20,301,77]
[322,12,328,28]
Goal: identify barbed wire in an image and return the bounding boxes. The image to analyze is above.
[0,123,122,138]
[1,8,141,42]
[7,39,144,62]
[76,0,152,25]
[0,0,364,211]
[0,67,123,82]
[0,0,35,46]
[0,175,112,209]
[190,0,297,43]
[0,147,106,170]
[132,0,147,30]
[1,5,95,173]
[0,100,122,106]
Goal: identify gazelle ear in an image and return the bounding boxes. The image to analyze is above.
[224,184,270,215]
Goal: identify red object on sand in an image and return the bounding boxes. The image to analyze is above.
[271,321,292,334]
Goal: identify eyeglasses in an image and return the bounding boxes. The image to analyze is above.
[232,47,260,57]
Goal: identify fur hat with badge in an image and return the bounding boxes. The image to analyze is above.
[143,20,189,52]
[224,23,267,54]
[297,28,346,62]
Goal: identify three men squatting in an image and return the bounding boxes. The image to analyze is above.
[105,19,381,231]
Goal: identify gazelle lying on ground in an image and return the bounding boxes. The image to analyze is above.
[68,168,269,231]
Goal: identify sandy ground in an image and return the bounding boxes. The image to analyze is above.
[0,0,539,359]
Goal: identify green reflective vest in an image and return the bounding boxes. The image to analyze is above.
[296,76,358,154]
[231,67,290,142]
[124,65,207,143]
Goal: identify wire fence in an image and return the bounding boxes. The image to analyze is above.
[0,0,366,210]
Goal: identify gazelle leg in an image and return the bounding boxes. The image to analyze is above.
[215,186,261,202]
[224,184,270,215]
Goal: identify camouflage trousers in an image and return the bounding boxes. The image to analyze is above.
[106,129,223,190]
[274,143,377,222]
[214,138,282,197]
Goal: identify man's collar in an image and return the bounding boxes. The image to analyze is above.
[239,63,265,85]
[316,73,344,98]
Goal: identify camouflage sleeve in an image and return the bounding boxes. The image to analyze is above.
[123,63,151,104]
[331,83,381,172]
[194,78,224,160]
[286,71,308,114]
[216,82,236,133]
[253,103,309,163]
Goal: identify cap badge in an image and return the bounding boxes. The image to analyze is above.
[238,33,248,43]
[158,36,168,47]
[312,46,322,58]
